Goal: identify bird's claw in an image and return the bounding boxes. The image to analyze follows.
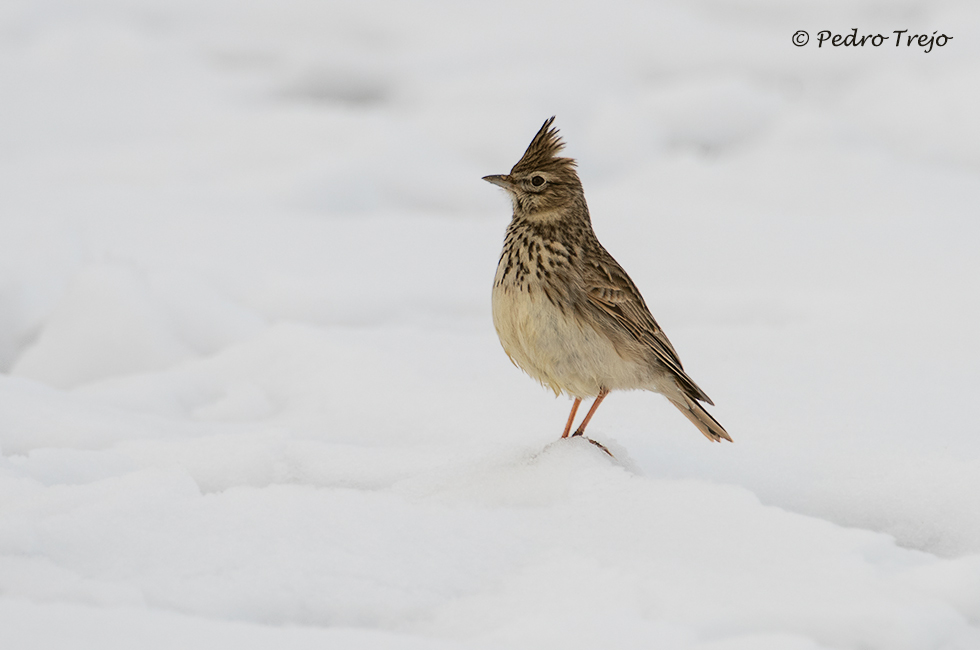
[567,433,614,458]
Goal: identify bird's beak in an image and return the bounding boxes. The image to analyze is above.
[482,174,515,191]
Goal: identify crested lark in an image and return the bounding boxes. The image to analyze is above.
[484,117,731,444]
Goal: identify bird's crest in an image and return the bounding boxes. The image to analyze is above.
[511,116,577,178]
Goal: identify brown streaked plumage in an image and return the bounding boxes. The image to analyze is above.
[484,116,731,445]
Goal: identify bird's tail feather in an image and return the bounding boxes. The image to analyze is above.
[670,395,732,443]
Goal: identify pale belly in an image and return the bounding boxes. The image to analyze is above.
[491,283,653,398]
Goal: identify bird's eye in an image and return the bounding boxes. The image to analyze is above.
[531,175,545,187]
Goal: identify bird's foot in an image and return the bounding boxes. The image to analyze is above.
[568,432,613,458]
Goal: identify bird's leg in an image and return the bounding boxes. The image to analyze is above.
[561,398,582,439]
[571,389,609,437]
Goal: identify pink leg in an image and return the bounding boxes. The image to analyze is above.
[561,398,582,439]
[572,389,609,437]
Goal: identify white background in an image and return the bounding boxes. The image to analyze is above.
[2,1,979,648]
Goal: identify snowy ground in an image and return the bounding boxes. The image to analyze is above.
[2,1,980,648]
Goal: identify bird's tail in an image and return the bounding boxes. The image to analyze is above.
[669,394,732,443]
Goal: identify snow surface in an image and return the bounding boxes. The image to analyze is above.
[2,0,980,648]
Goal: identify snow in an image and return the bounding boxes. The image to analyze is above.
[2,0,980,647]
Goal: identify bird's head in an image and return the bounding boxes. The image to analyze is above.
[483,116,584,221]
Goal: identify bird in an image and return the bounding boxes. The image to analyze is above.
[483,116,731,446]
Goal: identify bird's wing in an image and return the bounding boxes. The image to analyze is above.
[580,247,714,405]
